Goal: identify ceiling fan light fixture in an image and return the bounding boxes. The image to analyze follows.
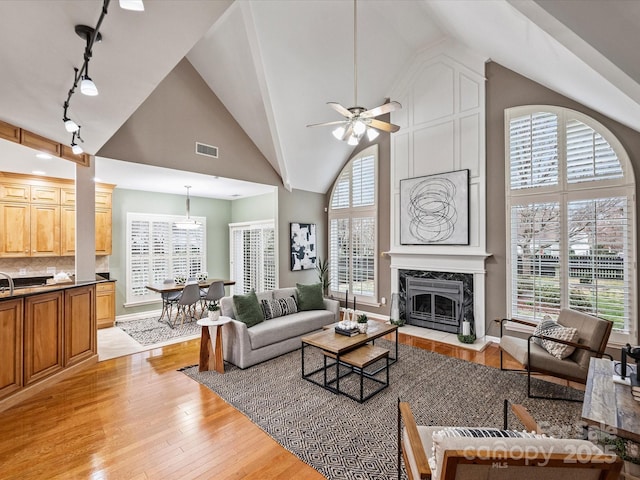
[366,127,379,141]
[332,126,346,140]
[352,119,367,136]
[347,135,359,146]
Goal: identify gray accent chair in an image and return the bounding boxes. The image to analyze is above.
[499,308,613,400]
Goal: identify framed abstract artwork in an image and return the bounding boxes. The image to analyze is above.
[290,222,317,271]
[400,169,469,245]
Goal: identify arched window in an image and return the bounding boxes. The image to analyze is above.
[506,106,635,341]
[328,145,378,303]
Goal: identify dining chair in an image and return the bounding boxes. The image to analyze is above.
[159,278,181,323]
[172,282,201,327]
[201,280,225,312]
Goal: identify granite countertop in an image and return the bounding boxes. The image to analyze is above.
[0,274,114,300]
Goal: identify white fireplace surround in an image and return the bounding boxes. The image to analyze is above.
[388,250,491,338]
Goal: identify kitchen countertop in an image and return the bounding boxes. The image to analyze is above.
[0,275,114,300]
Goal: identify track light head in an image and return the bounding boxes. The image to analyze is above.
[80,75,98,96]
[63,117,79,133]
[71,143,84,155]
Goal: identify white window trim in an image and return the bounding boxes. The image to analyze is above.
[505,105,636,344]
[328,144,379,305]
[125,212,207,307]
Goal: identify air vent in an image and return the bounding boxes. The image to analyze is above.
[195,142,218,158]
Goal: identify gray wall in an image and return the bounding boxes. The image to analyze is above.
[485,62,640,340]
[111,188,232,316]
[231,191,277,224]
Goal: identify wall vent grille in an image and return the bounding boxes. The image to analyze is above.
[195,142,218,158]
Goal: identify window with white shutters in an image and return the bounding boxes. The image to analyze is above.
[328,145,378,302]
[126,213,207,305]
[506,106,635,341]
[229,221,276,294]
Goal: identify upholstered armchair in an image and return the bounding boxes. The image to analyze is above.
[398,399,622,480]
[499,308,613,400]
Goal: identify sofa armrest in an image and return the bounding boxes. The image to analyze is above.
[221,318,251,368]
[323,297,340,322]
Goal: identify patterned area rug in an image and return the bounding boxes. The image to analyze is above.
[181,339,584,480]
[116,316,200,345]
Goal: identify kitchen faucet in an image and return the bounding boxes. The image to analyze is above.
[0,272,14,295]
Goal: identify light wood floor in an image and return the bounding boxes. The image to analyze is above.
[0,331,572,480]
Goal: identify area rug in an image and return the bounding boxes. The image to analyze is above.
[116,316,200,345]
[181,339,584,480]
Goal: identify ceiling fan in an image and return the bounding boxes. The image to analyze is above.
[307,0,401,146]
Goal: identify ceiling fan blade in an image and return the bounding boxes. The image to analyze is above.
[360,101,402,119]
[369,118,401,133]
[306,120,349,128]
[328,102,353,118]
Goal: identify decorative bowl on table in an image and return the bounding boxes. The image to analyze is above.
[174,276,186,285]
[197,272,208,282]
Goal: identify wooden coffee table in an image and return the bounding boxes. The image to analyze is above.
[581,357,640,443]
[301,322,398,399]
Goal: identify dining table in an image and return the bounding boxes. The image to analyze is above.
[145,278,235,294]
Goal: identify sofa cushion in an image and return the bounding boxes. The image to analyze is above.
[261,296,298,320]
[232,290,264,328]
[273,287,297,300]
[533,321,578,359]
[296,282,324,310]
[247,310,334,349]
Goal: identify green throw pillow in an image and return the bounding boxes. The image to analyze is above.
[296,283,325,311]
[232,290,264,327]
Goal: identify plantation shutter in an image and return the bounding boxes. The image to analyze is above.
[330,218,350,294]
[566,119,623,183]
[126,213,206,305]
[509,112,558,190]
[352,156,375,207]
[331,170,350,209]
[567,198,631,328]
[510,202,561,321]
[229,222,276,294]
[351,217,375,296]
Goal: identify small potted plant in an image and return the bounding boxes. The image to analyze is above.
[207,301,220,321]
[356,313,368,334]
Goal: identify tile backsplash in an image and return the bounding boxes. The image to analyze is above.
[0,257,109,278]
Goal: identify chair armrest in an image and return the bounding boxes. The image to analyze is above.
[499,317,537,337]
[398,401,431,479]
[510,404,541,433]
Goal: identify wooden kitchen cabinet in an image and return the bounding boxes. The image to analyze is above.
[0,173,114,258]
[64,285,95,366]
[0,203,30,256]
[23,291,64,386]
[0,299,23,400]
[96,281,116,329]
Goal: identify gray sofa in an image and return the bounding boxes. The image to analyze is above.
[220,287,340,369]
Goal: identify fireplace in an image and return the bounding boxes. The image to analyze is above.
[406,277,464,332]
[399,270,474,334]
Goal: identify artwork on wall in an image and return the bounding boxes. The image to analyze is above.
[400,169,469,245]
[290,222,317,271]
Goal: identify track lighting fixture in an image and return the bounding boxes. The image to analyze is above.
[61,0,144,153]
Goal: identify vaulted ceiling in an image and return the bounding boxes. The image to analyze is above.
[1,0,639,195]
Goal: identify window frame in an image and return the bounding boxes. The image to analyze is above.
[505,105,636,344]
[125,212,207,306]
[328,145,379,305]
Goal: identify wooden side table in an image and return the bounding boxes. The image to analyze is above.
[197,316,231,373]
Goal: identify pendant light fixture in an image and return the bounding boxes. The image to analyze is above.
[175,186,202,230]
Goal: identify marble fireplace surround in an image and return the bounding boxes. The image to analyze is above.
[389,251,490,338]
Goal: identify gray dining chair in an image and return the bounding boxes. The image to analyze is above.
[160,279,181,323]
[201,280,225,312]
[173,282,201,327]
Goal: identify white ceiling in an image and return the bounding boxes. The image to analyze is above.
[1,0,639,196]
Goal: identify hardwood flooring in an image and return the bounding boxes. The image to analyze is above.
[0,331,576,480]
